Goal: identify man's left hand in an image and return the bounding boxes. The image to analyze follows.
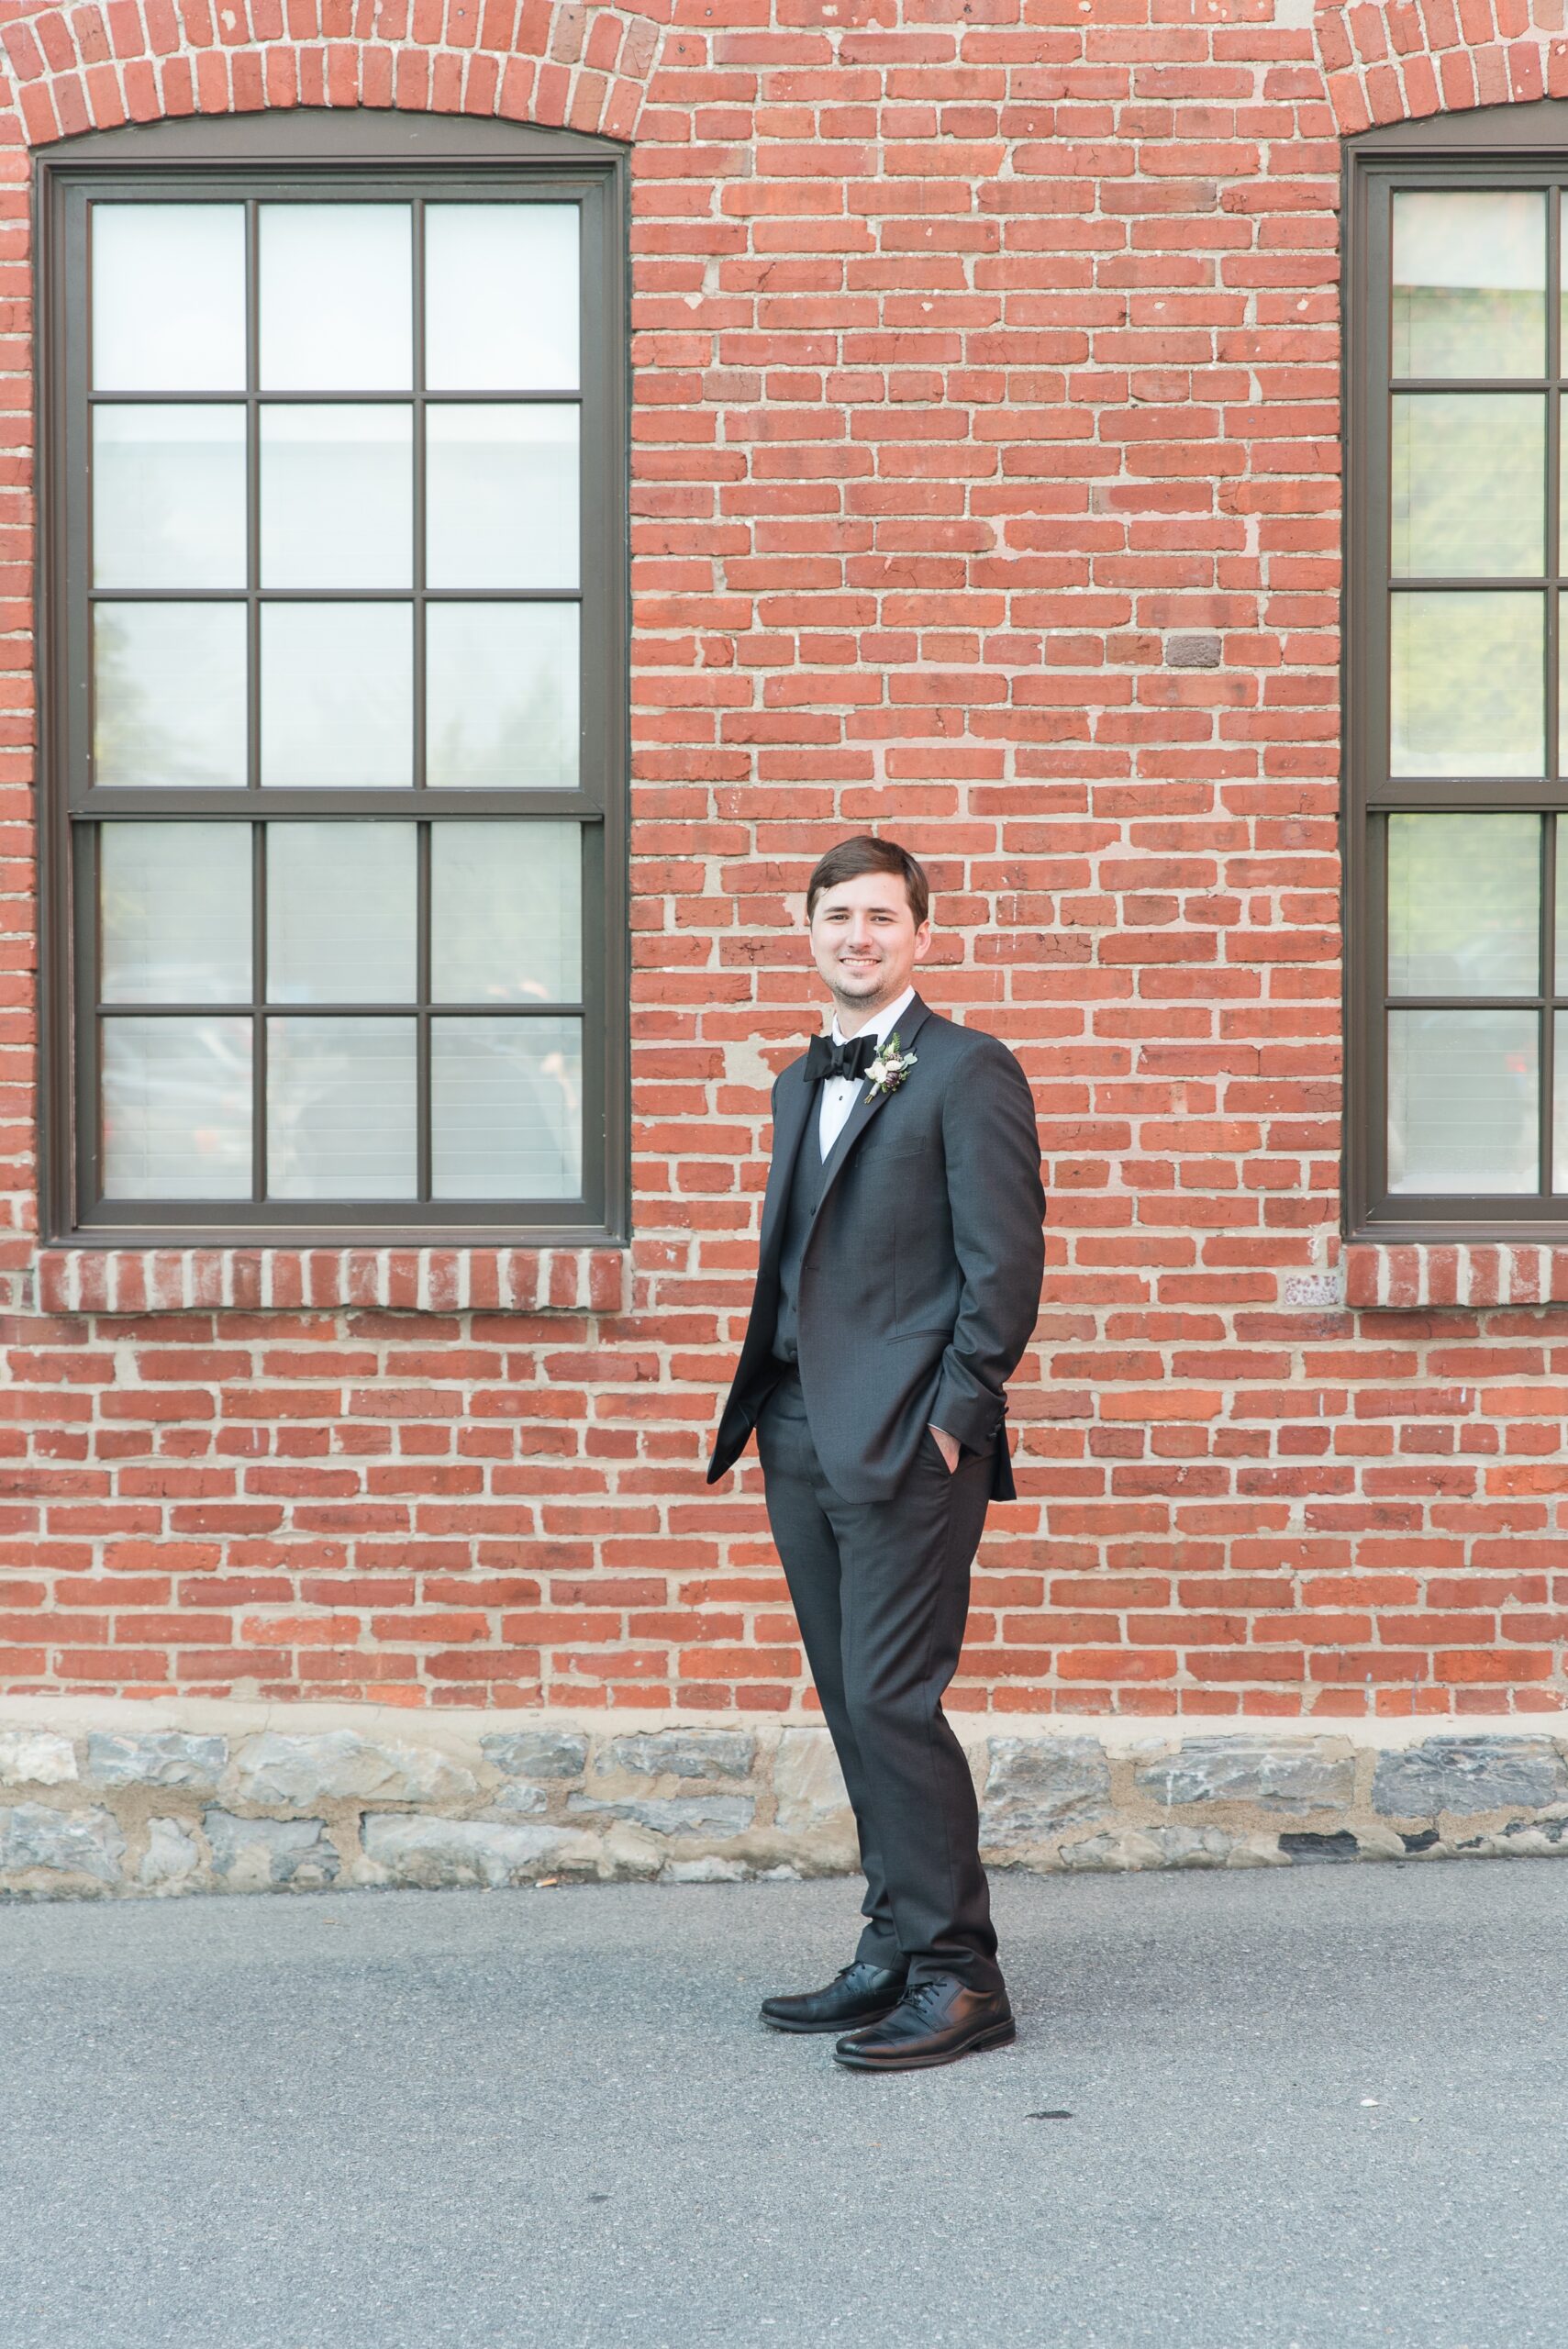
[929,1424,960,1474]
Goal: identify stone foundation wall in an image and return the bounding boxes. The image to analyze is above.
[2,1707,1566,1900]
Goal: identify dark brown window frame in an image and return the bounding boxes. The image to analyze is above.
[37,111,629,1248]
[1345,101,1568,1242]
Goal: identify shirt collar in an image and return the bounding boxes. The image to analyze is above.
[830,985,917,1051]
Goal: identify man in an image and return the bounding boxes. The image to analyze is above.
[707,835,1045,2072]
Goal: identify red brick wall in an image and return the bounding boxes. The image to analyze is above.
[4,0,1566,1725]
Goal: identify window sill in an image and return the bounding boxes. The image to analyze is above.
[1343,1243,1568,1311]
[33,1245,629,1317]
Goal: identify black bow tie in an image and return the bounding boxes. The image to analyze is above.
[805,1033,877,1084]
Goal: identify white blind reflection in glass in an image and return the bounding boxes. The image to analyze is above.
[261,406,413,589]
[1392,190,1546,379]
[1387,1009,1539,1194]
[101,824,251,1005]
[426,406,579,591]
[267,1018,417,1199]
[95,605,248,788]
[431,1018,581,1199]
[431,822,581,1004]
[93,407,247,590]
[92,205,247,392]
[267,824,417,1003]
[259,205,412,391]
[1391,395,1544,580]
[1387,814,1540,996]
[425,205,579,390]
[1389,593,1543,778]
[102,1017,252,1199]
[261,605,413,788]
[427,604,578,789]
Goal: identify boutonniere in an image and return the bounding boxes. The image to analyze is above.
[865,1031,917,1099]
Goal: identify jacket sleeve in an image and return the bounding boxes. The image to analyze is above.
[929,1037,1045,1453]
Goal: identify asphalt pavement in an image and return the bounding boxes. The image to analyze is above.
[1,1856,1564,2349]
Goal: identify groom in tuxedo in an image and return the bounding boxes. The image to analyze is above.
[708,835,1045,2071]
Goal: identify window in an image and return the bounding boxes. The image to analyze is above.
[39,116,627,1243]
[1346,106,1568,1239]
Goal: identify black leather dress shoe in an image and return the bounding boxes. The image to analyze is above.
[760,1961,909,2035]
[833,1974,1015,2070]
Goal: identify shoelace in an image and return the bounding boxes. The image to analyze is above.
[898,1978,950,2019]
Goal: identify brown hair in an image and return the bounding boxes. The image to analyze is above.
[805,835,930,926]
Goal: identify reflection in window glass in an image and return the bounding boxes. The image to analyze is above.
[1391,395,1544,580]
[431,1018,582,1199]
[92,205,247,392]
[95,604,249,788]
[93,406,248,590]
[431,822,581,1004]
[267,825,417,1003]
[267,1018,417,1199]
[261,605,414,788]
[1387,1009,1539,1194]
[425,205,580,390]
[1392,190,1546,379]
[1387,814,1540,997]
[261,406,413,589]
[427,604,579,789]
[102,1018,252,1198]
[1389,592,1543,778]
[101,824,252,1005]
[259,204,412,390]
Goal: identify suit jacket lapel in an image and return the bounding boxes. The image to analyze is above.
[757,1053,817,1276]
[807,995,934,1236]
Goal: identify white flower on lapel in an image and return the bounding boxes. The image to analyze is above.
[865,1030,917,1099]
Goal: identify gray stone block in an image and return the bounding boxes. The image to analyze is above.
[1062,1824,1241,1872]
[602,1730,756,1782]
[480,1730,587,1781]
[1,1802,125,1884]
[228,1731,478,1808]
[361,1815,586,1888]
[203,1810,339,1890]
[1136,1739,1355,1815]
[88,1731,228,1792]
[980,1737,1111,1847]
[139,1818,203,1888]
[0,1730,79,1787]
[488,1781,549,1817]
[1373,1738,1568,1820]
[567,1793,755,1838]
[772,1729,851,1834]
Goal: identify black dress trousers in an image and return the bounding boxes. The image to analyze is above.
[756,1370,1002,1994]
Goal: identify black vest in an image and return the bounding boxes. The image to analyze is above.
[771,1111,828,1365]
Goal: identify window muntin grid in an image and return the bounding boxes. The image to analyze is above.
[43,137,624,1241]
[1354,161,1568,1232]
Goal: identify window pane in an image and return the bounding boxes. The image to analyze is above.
[267,824,416,1003]
[101,824,251,1005]
[426,406,579,591]
[92,205,246,392]
[261,605,412,788]
[259,205,412,391]
[261,406,413,589]
[1389,592,1542,778]
[431,822,581,1003]
[427,604,578,789]
[1386,814,1540,996]
[425,205,579,391]
[1387,1009,1538,1194]
[93,406,247,590]
[431,1018,582,1199]
[1391,395,1544,580]
[1555,1013,1568,1193]
[102,1017,252,1199]
[1392,190,1545,380]
[267,1018,416,1199]
[95,604,248,788]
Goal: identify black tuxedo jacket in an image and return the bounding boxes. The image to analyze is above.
[706,996,1046,1504]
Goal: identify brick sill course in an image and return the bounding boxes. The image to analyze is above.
[1,1700,1564,1902]
[1344,1244,1568,1311]
[32,1245,629,1318]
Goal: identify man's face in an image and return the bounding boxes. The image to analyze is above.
[807,871,931,1024]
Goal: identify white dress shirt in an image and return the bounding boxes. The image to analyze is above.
[816,985,917,1162]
